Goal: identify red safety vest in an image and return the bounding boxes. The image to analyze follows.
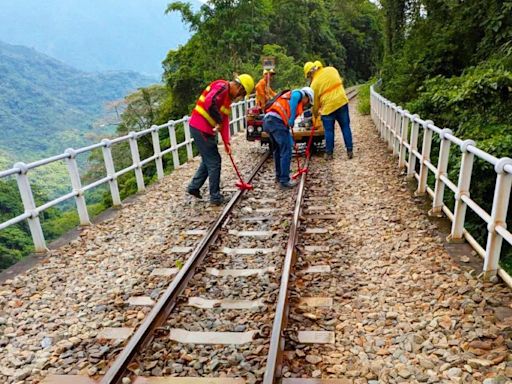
[193,80,231,127]
[267,91,304,124]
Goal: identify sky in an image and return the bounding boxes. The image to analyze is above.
[0,0,200,75]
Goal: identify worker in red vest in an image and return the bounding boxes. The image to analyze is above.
[263,87,314,189]
[187,74,255,205]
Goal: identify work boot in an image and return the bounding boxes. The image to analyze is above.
[210,195,225,206]
[324,152,334,160]
[347,150,354,159]
[280,180,298,189]
[187,188,202,199]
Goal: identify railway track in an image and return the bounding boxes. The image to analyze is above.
[264,88,358,384]
[44,89,358,384]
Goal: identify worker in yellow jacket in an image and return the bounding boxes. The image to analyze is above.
[255,69,277,109]
[304,60,353,160]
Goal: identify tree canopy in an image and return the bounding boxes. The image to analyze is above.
[163,0,383,117]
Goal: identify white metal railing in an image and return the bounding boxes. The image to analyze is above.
[371,85,512,287]
[0,97,255,253]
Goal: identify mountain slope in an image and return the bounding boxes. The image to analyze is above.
[0,41,157,162]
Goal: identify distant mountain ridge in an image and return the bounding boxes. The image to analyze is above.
[0,41,157,163]
[0,0,193,75]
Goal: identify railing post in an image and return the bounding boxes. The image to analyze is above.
[370,90,375,122]
[483,158,512,280]
[448,140,475,242]
[379,98,385,137]
[128,132,145,192]
[183,116,193,161]
[168,122,180,170]
[234,103,240,133]
[243,101,248,128]
[382,101,388,140]
[392,108,402,156]
[64,149,91,225]
[407,116,420,179]
[415,120,434,196]
[376,96,380,129]
[388,103,396,149]
[14,162,47,252]
[376,94,381,130]
[101,139,122,207]
[429,128,452,216]
[398,111,410,169]
[239,103,245,131]
[380,101,387,140]
[151,125,164,179]
[230,103,237,136]
[240,102,244,132]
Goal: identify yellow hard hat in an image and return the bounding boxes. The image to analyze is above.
[304,61,315,78]
[236,74,255,95]
[263,69,269,75]
[314,60,323,69]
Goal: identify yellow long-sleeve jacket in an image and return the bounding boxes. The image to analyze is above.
[310,66,348,117]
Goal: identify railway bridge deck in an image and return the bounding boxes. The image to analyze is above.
[0,98,511,384]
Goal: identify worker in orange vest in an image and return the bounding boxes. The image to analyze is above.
[255,69,276,110]
[263,87,314,189]
[187,74,255,205]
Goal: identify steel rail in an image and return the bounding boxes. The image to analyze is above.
[100,150,270,384]
[263,88,359,383]
[262,156,309,383]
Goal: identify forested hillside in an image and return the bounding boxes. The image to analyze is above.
[0,41,157,163]
[0,41,157,270]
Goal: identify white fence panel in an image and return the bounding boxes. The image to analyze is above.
[0,97,254,253]
[371,85,512,287]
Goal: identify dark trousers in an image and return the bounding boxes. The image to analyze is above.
[322,103,353,154]
[263,115,292,184]
[187,126,222,202]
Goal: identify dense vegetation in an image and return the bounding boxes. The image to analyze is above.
[378,0,512,269]
[163,0,383,117]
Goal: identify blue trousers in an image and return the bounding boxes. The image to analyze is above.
[322,103,353,154]
[263,115,292,184]
[187,126,223,202]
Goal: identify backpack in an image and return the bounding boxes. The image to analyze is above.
[263,89,291,113]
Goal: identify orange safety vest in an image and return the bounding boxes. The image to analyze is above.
[267,91,304,124]
[193,80,232,127]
